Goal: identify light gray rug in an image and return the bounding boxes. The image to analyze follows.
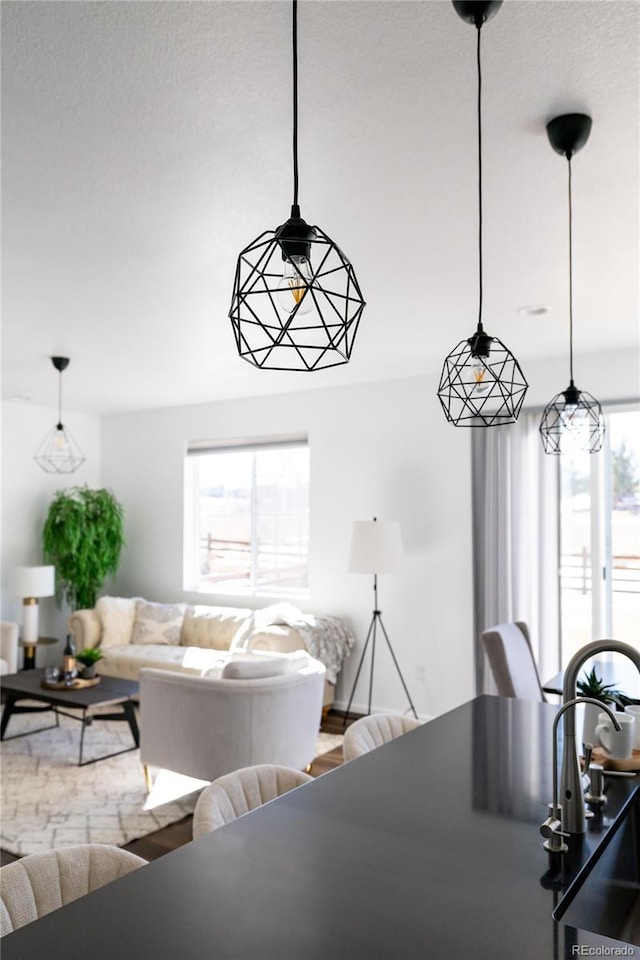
[1,710,343,857]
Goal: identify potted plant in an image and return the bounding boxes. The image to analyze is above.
[76,647,104,679]
[42,486,125,611]
[577,666,632,747]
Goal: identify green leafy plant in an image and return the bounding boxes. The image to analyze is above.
[576,666,632,709]
[42,486,125,610]
[76,647,104,667]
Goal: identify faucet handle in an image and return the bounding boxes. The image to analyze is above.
[584,763,606,806]
[540,803,569,853]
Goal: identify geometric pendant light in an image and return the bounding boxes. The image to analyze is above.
[539,113,606,455]
[228,0,365,372]
[437,0,528,427]
[34,356,85,473]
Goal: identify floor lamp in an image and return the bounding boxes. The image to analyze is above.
[343,518,418,725]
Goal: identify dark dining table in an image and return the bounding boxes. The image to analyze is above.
[2,695,637,959]
[543,656,640,702]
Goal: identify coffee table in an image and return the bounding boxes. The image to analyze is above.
[0,669,140,766]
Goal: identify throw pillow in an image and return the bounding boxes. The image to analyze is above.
[181,606,253,650]
[221,656,289,680]
[96,597,138,648]
[131,601,186,646]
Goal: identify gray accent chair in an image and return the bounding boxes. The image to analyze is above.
[480,621,547,701]
[140,652,326,786]
[193,763,313,840]
[343,712,423,762]
[0,844,147,937]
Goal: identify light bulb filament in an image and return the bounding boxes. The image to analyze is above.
[472,360,490,394]
[276,257,314,315]
[288,277,307,305]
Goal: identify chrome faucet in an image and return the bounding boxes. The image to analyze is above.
[540,696,620,852]
[561,639,640,834]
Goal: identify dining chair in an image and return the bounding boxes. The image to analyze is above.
[0,844,147,937]
[480,621,547,701]
[342,712,423,762]
[192,763,313,840]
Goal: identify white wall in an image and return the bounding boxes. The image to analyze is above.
[519,347,639,409]
[1,400,102,663]
[101,375,475,719]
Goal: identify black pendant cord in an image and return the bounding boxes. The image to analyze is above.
[292,0,299,211]
[57,370,63,430]
[567,156,574,386]
[476,24,484,333]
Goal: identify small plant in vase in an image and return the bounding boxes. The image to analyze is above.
[76,648,103,680]
[577,666,631,748]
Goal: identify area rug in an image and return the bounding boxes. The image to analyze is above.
[0,711,343,857]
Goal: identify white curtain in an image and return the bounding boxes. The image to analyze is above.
[472,412,561,695]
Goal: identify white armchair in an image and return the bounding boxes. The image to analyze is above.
[0,622,19,676]
[139,652,326,785]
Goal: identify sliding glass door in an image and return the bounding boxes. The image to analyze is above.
[559,407,640,662]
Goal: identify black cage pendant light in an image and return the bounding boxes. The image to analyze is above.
[437,1,528,427]
[34,356,85,474]
[539,114,605,456]
[228,0,365,372]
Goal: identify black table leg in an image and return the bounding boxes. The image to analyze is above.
[70,699,139,766]
[1,695,59,740]
[0,695,16,739]
[78,709,89,766]
[121,700,140,747]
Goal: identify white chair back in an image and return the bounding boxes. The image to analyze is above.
[193,763,313,839]
[343,712,423,762]
[140,653,325,783]
[0,844,146,937]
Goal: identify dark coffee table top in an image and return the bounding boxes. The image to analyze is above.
[1,668,138,709]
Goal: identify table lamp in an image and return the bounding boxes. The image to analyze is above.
[11,566,56,648]
[343,518,417,724]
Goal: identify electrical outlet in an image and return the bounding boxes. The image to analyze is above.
[416,665,426,682]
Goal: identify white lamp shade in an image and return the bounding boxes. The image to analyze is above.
[11,565,55,599]
[348,520,403,574]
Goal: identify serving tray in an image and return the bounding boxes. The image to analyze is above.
[41,676,101,691]
[592,746,640,772]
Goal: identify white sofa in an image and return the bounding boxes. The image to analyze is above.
[140,651,326,783]
[69,597,354,708]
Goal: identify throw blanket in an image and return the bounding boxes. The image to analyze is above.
[249,604,355,684]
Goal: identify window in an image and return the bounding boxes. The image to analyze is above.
[559,407,640,662]
[185,438,309,597]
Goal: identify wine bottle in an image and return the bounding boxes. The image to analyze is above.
[63,635,76,678]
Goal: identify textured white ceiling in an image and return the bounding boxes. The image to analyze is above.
[2,0,638,415]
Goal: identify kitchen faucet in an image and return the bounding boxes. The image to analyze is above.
[560,639,640,834]
[540,696,620,853]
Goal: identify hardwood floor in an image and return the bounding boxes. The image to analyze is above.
[1,709,355,866]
